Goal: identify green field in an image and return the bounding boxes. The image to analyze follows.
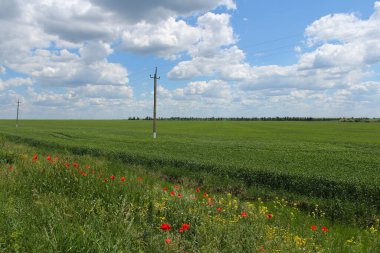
[1,120,380,251]
[1,141,379,252]
[0,120,379,224]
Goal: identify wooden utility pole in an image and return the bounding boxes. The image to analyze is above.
[150,67,160,138]
[16,99,21,128]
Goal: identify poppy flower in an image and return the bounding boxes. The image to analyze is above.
[110,175,115,180]
[73,162,79,167]
[170,191,175,196]
[179,223,190,233]
[203,192,208,197]
[267,213,273,219]
[86,164,90,169]
[241,212,248,217]
[32,153,38,161]
[121,177,126,182]
[178,193,183,198]
[161,223,171,231]
[47,156,51,161]
[137,177,142,182]
[163,186,168,191]
[311,225,317,231]
[9,165,13,171]
[196,187,200,193]
[321,226,328,232]
[82,173,87,177]
[174,185,180,189]
[217,207,222,212]
[165,238,171,244]
[65,163,70,168]
[104,178,108,183]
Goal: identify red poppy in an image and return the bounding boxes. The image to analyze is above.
[32,153,38,161]
[161,223,171,231]
[178,193,183,198]
[267,213,273,219]
[196,187,200,193]
[73,162,79,167]
[170,191,175,196]
[163,186,168,191]
[137,177,142,182]
[165,238,171,244]
[82,173,87,177]
[217,207,222,212]
[110,175,115,180]
[104,178,108,183]
[203,192,208,197]
[86,164,90,169]
[121,177,126,182]
[47,156,52,161]
[321,226,328,232]
[311,225,317,231]
[9,165,13,171]
[174,185,180,189]
[65,163,70,168]
[179,223,190,233]
[241,212,248,217]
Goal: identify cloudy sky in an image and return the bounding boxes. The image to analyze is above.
[1,0,380,119]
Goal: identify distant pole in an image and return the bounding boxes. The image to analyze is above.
[16,99,21,128]
[150,67,160,138]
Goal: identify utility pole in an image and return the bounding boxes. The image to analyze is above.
[150,67,160,138]
[16,99,21,128]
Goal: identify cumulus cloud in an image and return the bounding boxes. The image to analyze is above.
[303,2,380,68]
[119,12,236,59]
[90,0,235,23]
[120,18,200,60]
[0,77,33,91]
[7,42,129,87]
[70,84,133,99]
[169,2,380,96]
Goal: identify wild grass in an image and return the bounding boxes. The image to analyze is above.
[0,142,379,252]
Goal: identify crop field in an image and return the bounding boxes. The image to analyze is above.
[0,120,380,251]
[0,141,379,252]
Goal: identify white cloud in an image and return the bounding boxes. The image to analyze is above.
[0,77,33,91]
[168,46,244,79]
[89,0,235,23]
[304,2,380,68]
[70,84,133,99]
[0,66,5,74]
[7,42,128,88]
[120,18,200,60]
[119,12,236,60]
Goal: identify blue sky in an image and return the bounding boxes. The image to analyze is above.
[0,0,379,119]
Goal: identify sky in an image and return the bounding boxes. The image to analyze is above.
[0,0,380,119]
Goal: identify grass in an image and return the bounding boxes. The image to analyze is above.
[0,120,379,225]
[0,141,379,252]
